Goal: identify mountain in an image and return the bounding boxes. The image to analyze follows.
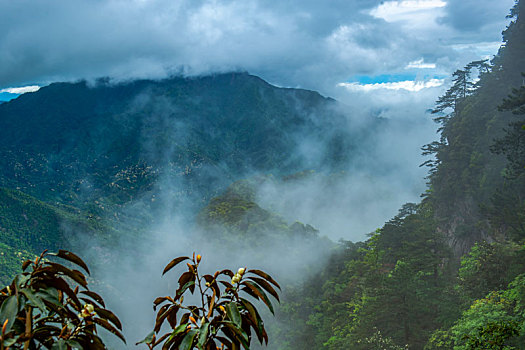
[0,73,375,214]
[0,187,115,284]
[425,0,525,255]
[276,2,525,349]
[0,72,383,288]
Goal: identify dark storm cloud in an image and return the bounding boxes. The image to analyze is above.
[0,0,514,97]
[440,0,515,33]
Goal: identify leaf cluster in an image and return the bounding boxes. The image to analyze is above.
[0,250,124,349]
[138,253,280,350]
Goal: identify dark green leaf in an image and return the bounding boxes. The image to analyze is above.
[168,323,189,342]
[197,321,209,348]
[180,329,198,350]
[20,288,46,311]
[136,331,155,345]
[0,295,19,333]
[177,280,196,298]
[65,339,82,348]
[51,338,67,350]
[2,336,18,347]
[226,303,242,328]
[36,289,63,309]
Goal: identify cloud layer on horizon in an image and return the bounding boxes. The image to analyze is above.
[0,0,515,97]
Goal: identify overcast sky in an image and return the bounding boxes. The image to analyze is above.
[0,0,515,97]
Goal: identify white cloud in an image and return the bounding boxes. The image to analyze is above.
[0,85,40,94]
[451,41,503,56]
[405,59,436,69]
[338,78,444,92]
[370,0,447,23]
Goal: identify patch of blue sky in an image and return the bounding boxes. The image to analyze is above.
[349,73,446,84]
[0,92,19,102]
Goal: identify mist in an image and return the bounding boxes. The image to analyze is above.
[39,74,439,349]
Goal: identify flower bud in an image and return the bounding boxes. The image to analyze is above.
[84,304,95,314]
[231,274,241,284]
[237,268,245,276]
[196,255,202,263]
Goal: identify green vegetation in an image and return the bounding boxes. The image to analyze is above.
[274,1,525,348]
[0,250,124,349]
[138,253,279,349]
[0,188,116,286]
[1,1,525,348]
[197,179,319,242]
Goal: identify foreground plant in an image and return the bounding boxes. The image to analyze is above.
[0,250,124,349]
[138,253,280,349]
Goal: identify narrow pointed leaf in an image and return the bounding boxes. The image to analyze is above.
[45,262,88,288]
[246,270,280,290]
[197,321,210,348]
[222,321,250,349]
[0,295,18,333]
[242,281,274,314]
[176,281,195,298]
[136,331,155,345]
[20,288,46,311]
[22,260,32,271]
[52,250,90,275]
[162,257,190,275]
[94,307,122,330]
[245,276,280,302]
[180,329,198,350]
[226,303,242,328]
[79,290,105,308]
[93,317,126,343]
[240,298,266,344]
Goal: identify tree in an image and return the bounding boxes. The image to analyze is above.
[0,250,124,349]
[491,74,525,179]
[137,253,280,350]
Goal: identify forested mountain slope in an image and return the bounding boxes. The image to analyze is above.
[0,73,380,287]
[0,73,371,212]
[277,1,525,349]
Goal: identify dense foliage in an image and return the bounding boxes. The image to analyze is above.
[0,250,124,349]
[138,253,279,349]
[1,1,525,349]
[274,1,525,348]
